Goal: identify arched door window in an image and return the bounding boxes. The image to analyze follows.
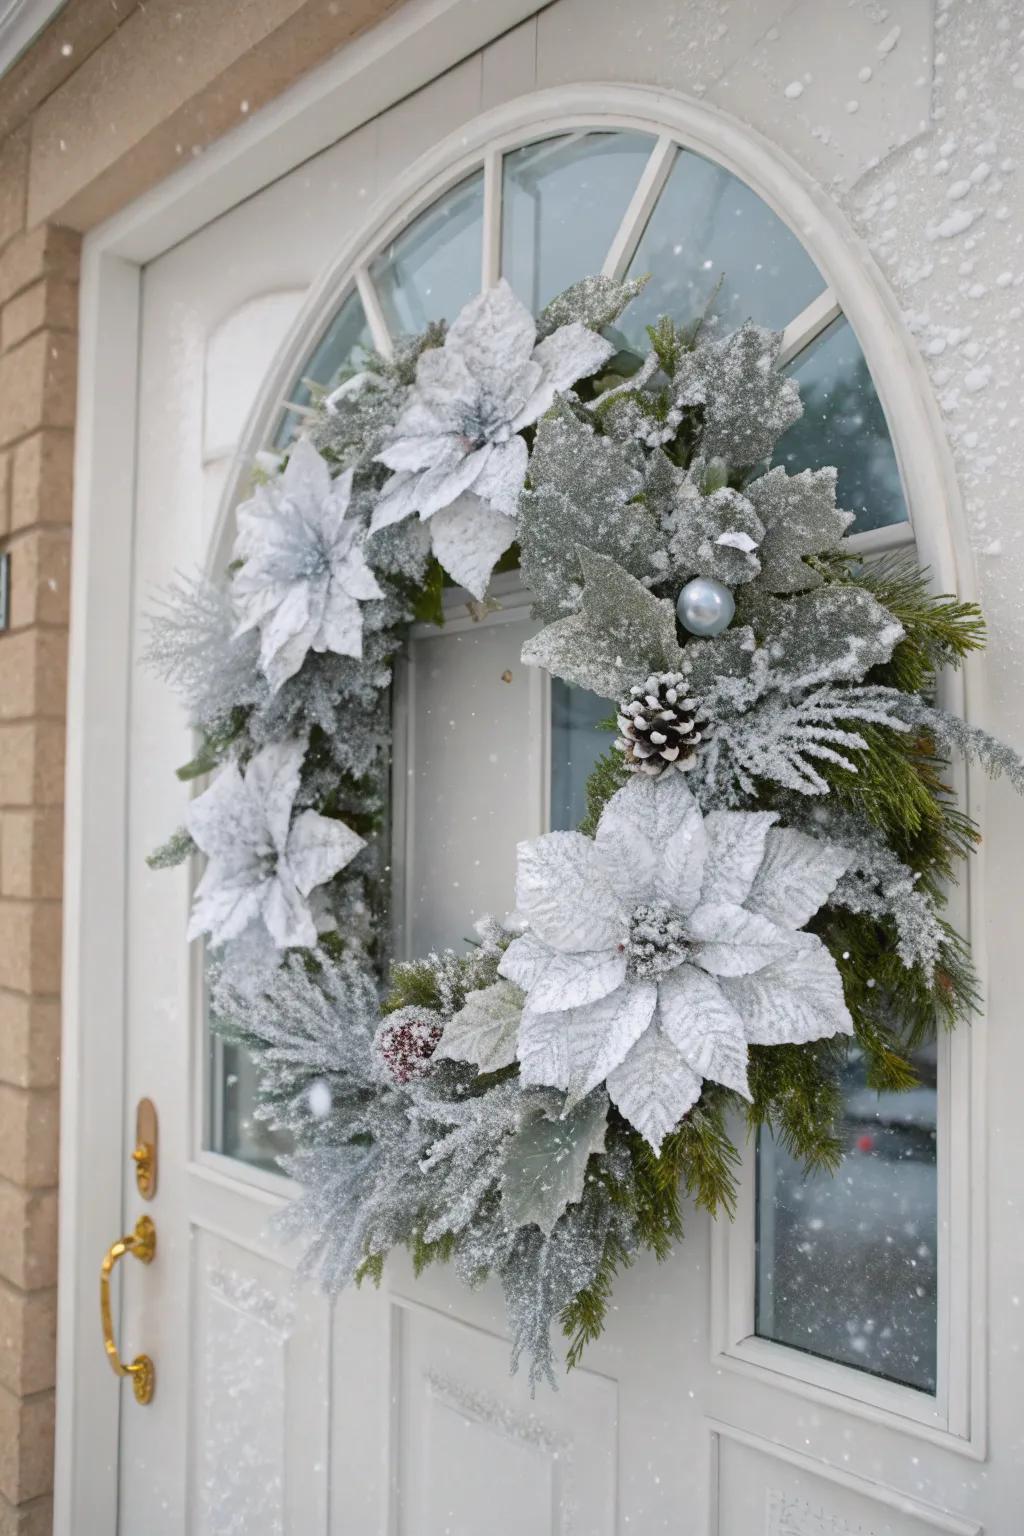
[219,125,935,1398]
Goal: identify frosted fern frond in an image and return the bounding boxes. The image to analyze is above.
[144,573,263,731]
[898,697,1024,793]
[698,685,911,800]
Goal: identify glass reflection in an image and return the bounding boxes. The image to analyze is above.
[502,132,655,313]
[211,1034,293,1172]
[620,149,825,347]
[275,288,371,449]
[774,317,909,535]
[756,1044,937,1392]
[549,679,614,832]
[371,171,484,336]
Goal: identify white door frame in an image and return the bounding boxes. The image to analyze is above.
[55,5,988,1527]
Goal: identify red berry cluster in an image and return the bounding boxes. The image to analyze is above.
[376,1011,444,1085]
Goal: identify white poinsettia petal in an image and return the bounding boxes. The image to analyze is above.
[187,862,268,946]
[187,763,268,861]
[518,944,627,1014]
[513,323,615,429]
[262,869,317,950]
[719,937,853,1045]
[657,965,750,1098]
[415,444,492,518]
[281,437,333,505]
[514,831,627,952]
[517,981,657,1100]
[370,472,421,532]
[285,809,365,897]
[264,626,315,694]
[243,739,306,853]
[257,580,312,674]
[429,494,517,600]
[745,828,853,930]
[315,584,364,660]
[435,980,524,1073]
[446,279,537,395]
[497,930,553,992]
[333,542,384,603]
[315,465,356,543]
[595,775,703,912]
[686,902,796,976]
[471,435,529,518]
[700,810,779,907]
[605,1019,702,1154]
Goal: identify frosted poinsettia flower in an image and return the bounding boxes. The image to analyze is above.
[498,777,853,1152]
[370,279,614,598]
[186,738,365,951]
[232,438,384,693]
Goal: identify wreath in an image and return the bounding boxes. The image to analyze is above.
[148,274,1023,1387]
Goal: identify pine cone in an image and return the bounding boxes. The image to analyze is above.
[375,1007,444,1085]
[615,672,709,777]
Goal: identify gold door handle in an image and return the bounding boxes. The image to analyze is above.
[100,1215,157,1405]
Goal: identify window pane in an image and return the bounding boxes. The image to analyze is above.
[756,1045,938,1393]
[773,317,909,535]
[549,679,613,832]
[502,132,655,313]
[619,149,825,347]
[210,1033,293,1173]
[275,288,372,448]
[372,171,484,335]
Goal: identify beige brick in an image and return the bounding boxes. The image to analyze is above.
[0,332,77,449]
[0,228,79,309]
[0,131,28,256]
[1,280,78,352]
[0,903,61,997]
[0,810,63,902]
[0,1283,56,1397]
[0,631,68,721]
[3,531,70,630]
[0,723,64,810]
[9,432,73,533]
[0,1384,53,1503]
[0,1490,52,1536]
[0,1181,57,1292]
[0,1088,58,1194]
[0,995,60,1092]
[0,454,9,538]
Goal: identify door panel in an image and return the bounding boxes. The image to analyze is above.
[115,7,988,1534]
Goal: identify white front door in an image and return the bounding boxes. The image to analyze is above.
[62,7,1014,1535]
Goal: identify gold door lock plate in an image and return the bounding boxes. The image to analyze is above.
[132,1097,158,1200]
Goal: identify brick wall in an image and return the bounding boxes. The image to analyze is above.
[0,145,79,1533]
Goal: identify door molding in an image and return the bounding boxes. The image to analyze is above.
[57,18,988,1531]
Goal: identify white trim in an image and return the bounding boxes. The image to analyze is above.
[481,147,504,288]
[0,0,66,77]
[778,288,842,368]
[600,134,677,280]
[58,66,985,1529]
[707,1421,984,1536]
[355,265,394,358]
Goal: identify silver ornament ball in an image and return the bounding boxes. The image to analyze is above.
[676,577,735,637]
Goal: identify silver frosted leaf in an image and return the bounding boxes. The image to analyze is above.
[285,809,365,898]
[605,1019,702,1153]
[664,485,765,587]
[672,322,802,466]
[501,1090,609,1235]
[535,274,646,339]
[522,549,685,702]
[435,980,525,1073]
[745,466,854,593]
